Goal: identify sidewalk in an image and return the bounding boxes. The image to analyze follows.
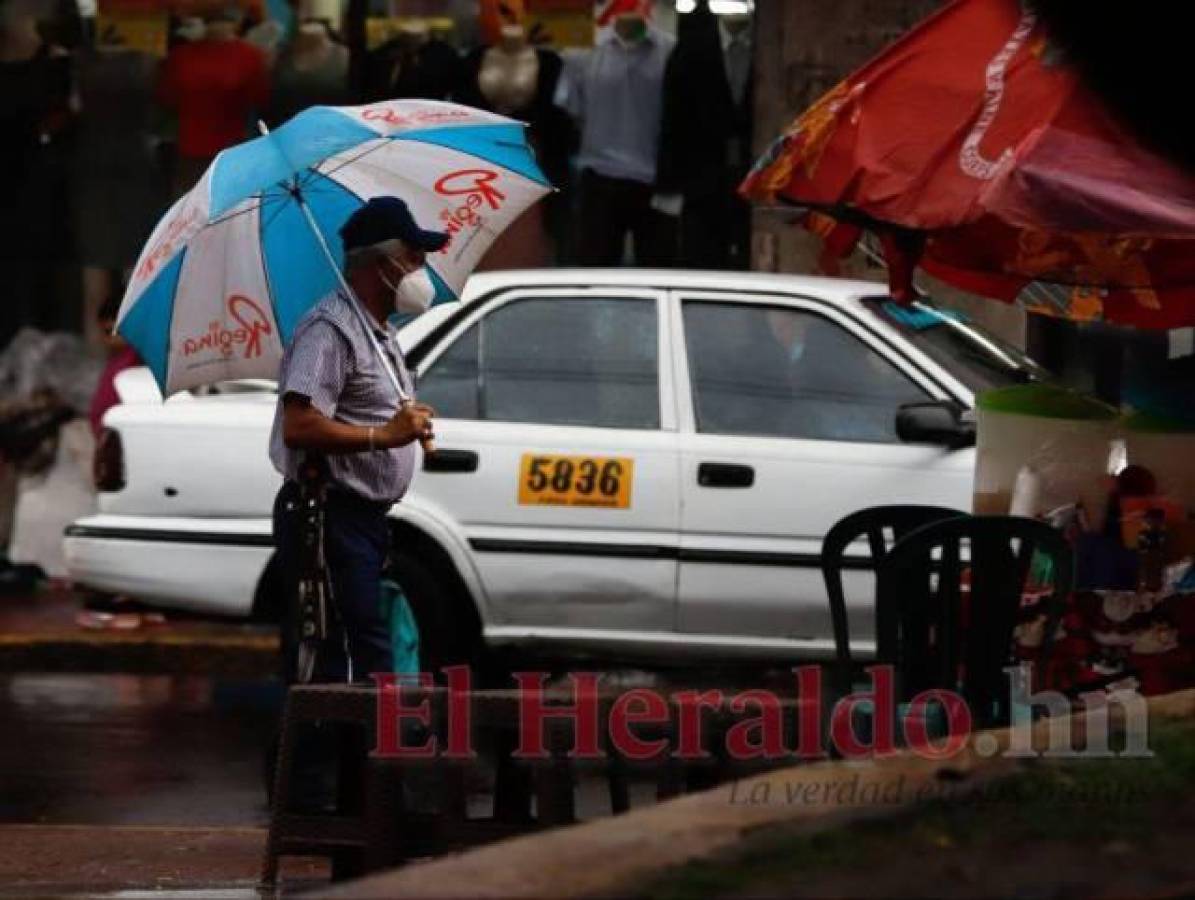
[0,825,325,896]
[319,689,1195,899]
[0,587,277,676]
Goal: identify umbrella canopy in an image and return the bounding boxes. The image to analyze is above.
[740,0,1195,329]
[117,100,551,396]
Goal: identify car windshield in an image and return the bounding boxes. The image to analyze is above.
[861,296,1052,394]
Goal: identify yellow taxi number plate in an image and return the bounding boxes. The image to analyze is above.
[518,454,634,509]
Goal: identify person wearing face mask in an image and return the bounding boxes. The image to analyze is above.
[269,197,446,684]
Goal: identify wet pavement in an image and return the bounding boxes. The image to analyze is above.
[0,580,317,895]
[0,673,280,827]
[0,672,318,896]
[0,587,798,895]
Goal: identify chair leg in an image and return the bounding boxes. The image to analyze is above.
[261,696,297,886]
[607,753,631,815]
[365,760,404,872]
[492,729,533,823]
[534,722,575,826]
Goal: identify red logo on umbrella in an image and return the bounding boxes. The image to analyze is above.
[182,295,273,360]
[434,169,507,242]
[363,106,409,127]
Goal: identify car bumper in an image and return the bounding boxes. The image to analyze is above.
[63,515,273,618]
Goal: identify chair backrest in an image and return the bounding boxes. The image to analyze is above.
[821,505,966,675]
[876,515,1075,727]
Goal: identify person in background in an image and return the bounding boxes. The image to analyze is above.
[156,2,269,198]
[88,289,139,438]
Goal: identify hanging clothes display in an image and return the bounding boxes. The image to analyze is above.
[267,22,351,126]
[557,16,677,266]
[657,2,754,270]
[457,26,572,266]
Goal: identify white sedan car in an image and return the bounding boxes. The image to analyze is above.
[65,269,1044,668]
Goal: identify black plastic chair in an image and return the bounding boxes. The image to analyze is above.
[876,515,1075,728]
[821,505,967,692]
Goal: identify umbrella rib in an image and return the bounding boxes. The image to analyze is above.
[258,192,295,233]
[205,191,290,229]
[316,138,396,183]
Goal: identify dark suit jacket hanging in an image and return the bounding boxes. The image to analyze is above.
[656,4,754,268]
[363,37,463,102]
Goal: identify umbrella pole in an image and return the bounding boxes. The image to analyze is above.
[293,190,411,406]
[255,120,410,406]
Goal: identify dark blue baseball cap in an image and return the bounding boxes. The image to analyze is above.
[339,197,450,254]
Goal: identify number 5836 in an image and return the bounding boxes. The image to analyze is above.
[518,454,634,509]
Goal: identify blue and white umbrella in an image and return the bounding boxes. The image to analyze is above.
[117,100,552,397]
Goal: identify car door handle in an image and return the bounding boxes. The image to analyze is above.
[423,449,479,473]
[697,462,755,488]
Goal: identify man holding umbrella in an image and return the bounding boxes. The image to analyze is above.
[269,196,446,683]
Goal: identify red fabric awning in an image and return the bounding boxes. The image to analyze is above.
[741,0,1195,329]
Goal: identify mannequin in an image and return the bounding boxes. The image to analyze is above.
[1,0,75,345]
[477,24,539,115]
[657,0,755,269]
[75,32,164,346]
[157,7,270,197]
[559,7,677,266]
[612,11,648,44]
[459,21,569,267]
[267,18,350,126]
[392,18,429,83]
[365,17,461,102]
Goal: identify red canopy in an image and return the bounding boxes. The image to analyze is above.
[740,0,1195,329]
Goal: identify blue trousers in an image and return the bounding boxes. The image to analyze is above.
[273,482,394,682]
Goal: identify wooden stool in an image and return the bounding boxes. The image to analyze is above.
[261,684,401,885]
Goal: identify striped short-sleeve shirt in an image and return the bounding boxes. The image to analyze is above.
[269,291,417,505]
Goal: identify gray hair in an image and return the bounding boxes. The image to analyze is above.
[344,238,405,274]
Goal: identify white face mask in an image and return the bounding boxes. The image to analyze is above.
[381,259,437,316]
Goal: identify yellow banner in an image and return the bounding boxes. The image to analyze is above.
[366,16,457,50]
[95,10,168,56]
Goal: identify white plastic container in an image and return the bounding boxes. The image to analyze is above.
[974,385,1119,523]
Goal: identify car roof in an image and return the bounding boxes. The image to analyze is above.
[458,269,888,308]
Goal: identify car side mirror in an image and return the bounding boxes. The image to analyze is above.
[896,400,976,448]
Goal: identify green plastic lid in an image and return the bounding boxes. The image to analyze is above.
[1122,410,1195,434]
[976,385,1118,421]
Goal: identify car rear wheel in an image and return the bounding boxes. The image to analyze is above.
[251,553,284,623]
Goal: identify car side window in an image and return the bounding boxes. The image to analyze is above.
[683,301,931,443]
[414,323,480,419]
[418,296,660,429]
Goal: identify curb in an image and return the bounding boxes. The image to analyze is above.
[318,689,1195,899]
[0,629,278,676]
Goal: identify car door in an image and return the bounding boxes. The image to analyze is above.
[671,291,974,656]
[411,287,681,637]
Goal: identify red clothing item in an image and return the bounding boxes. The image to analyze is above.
[89,345,141,436]
[158,38,269,159]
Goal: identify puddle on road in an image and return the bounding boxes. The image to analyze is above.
[0,673,284,826]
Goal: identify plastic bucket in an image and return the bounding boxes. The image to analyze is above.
[974,385,1119,521]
